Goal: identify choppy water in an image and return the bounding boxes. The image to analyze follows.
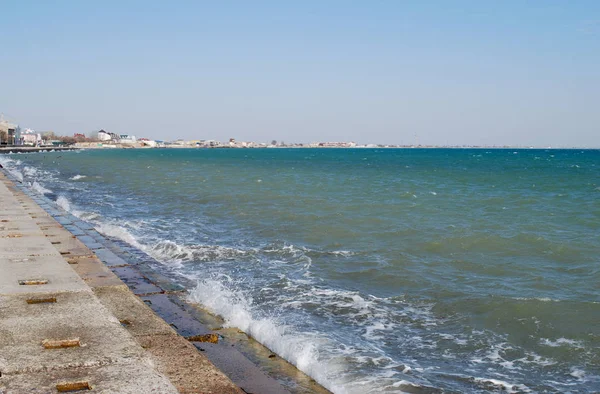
[1,148,599,393]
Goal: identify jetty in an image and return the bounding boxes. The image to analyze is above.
[0,170,294,393]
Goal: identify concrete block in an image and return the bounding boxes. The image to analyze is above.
[0,361,178,393]
[135,265,186,292]
[140,294,214,338]
[192,342,290,394]
[0,254,89,295]
[0,220,43,233]
[73,219,96,231]
[49,236,92,257]
[77,234,104,250]
[93,286,175,337]
[55,216,73,225]
[94,248,129,267]
[39,225,74,238]
[0,292,147,375]
[0,234,60,257]
[68,256,126,288]
[0,204,26,214]
[63,224,86,236]
[111,266,163,295]
[137,333,242,394]
[87,229,107,242]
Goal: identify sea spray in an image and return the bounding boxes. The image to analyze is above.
[188,278,347,393]
[31,181,52,195]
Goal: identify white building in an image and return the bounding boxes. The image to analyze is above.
[120,134,137,143]
[98,130,112,141]
[21,128,41,145]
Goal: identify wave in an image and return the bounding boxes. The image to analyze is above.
[31,181,52,195]
[23,166,39,177]
[0,156,24,182]
[470,377,530,393]
[70,174,87,180]
[540,338,584,348]
[55,195,89,219]
[188,278,346,393]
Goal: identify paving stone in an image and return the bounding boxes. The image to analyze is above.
[0,360,178,393]
[111,266,163,295]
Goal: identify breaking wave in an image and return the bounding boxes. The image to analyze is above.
[188,278,347,393]
[31,181,52,195]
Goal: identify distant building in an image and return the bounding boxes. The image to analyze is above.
[97,129,122,142]
[120,134,136,143]
[21,128,42,146]
[98,130,112,141]
[0,115,20,145]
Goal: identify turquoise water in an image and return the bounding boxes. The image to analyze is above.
[2,148,599,393]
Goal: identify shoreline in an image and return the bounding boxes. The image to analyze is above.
[0,167,330,394]
[0,147,80,154]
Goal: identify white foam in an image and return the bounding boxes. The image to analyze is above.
[56,195,72,212]
[31,181,52,195]
[188,279,347,393]
[540,338,584,348]
[70,174,87,180]
[94,221,145,250]
[472,377,530,393]
[23,166,39,177]
[570,367,586,380]
[55,195,86,218]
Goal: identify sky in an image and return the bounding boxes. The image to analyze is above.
[0,1,599,147]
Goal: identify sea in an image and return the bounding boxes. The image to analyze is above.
[1,148,599,393]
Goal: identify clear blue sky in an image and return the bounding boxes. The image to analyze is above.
[1,1,599,146]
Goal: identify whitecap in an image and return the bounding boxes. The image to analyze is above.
[570,367,586,380]
[471,377,530,393]
[31,181,52,195]
[540,337,584,348]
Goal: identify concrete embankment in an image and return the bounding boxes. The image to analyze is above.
[0,147,79,154]
[0,171,292,393]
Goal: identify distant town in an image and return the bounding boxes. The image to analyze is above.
[0,115,586,150]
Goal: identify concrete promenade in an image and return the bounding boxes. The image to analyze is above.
[0,171,244,393]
